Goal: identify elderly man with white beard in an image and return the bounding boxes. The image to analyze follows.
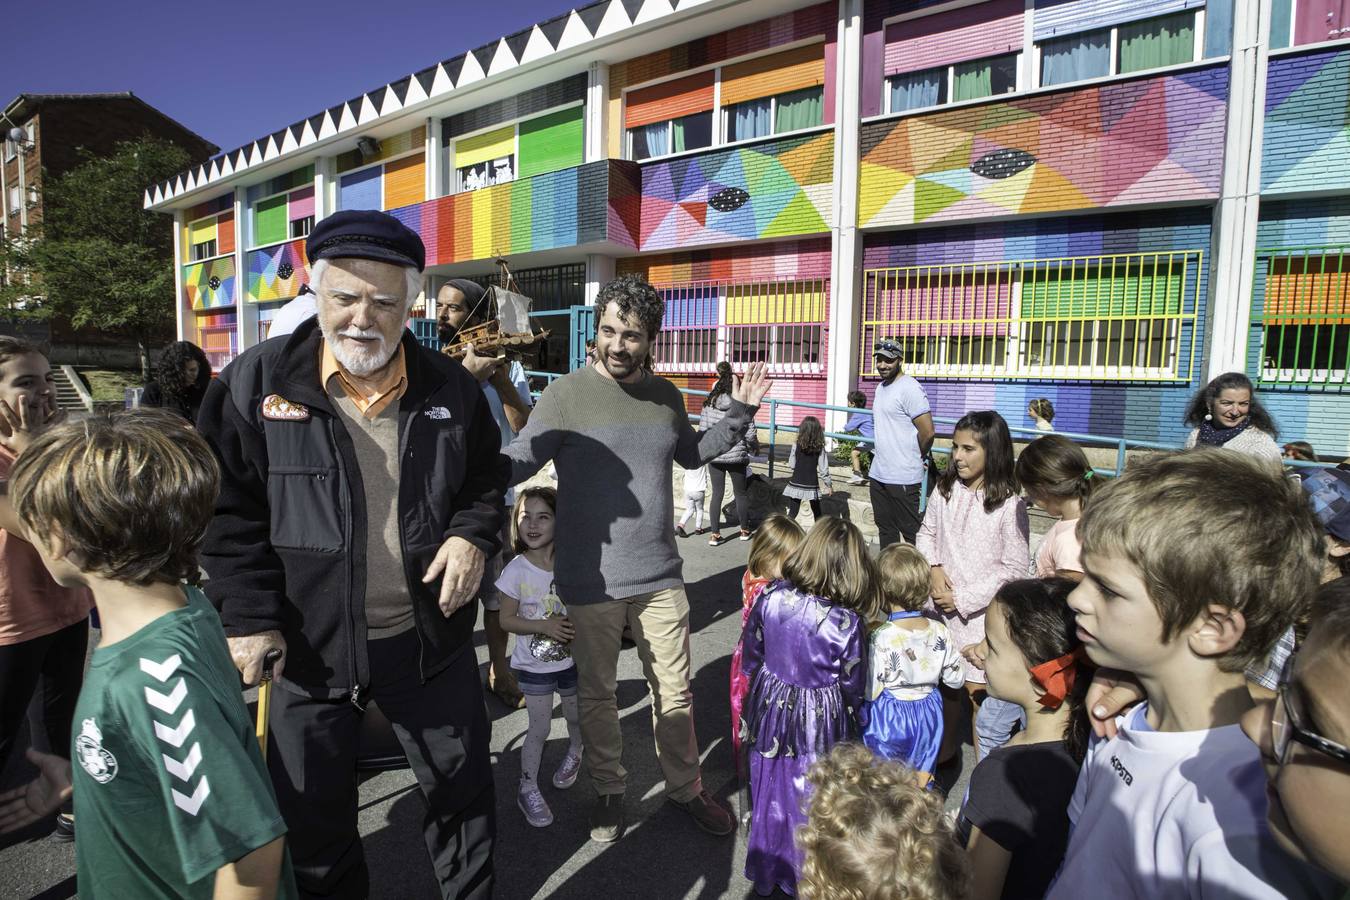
[195,210,509,899]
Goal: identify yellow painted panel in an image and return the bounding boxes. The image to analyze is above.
[471,188,495,261]
[455,126,516,170]
[726,282,825,324]
[189,217,217,247]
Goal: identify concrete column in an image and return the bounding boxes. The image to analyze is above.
[314,155,335,220]
[585,62,610,163]
[172,210,186,342]
[825,0,864,433]
[1206,0,1273,378]
[585,254,616,303]
[425,115,442,199]
[232,187,254,353]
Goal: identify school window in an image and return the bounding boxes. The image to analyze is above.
[6,185,18,214]
[190,239,218,262]
[289,215,313,239]
[653,328,720,370]
[1039,11,1198,88]
[1253,250,1350,388]
[887,53,1018,114]
[724,86,824,143]
[860,251,1201,381]
[456,155,515,193]
[629,112,714,161]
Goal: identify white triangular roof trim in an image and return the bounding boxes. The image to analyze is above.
[520,26,556,64]
[596,0,635,38]
[634,0,677,26]
[487,38,517,77]
[405,73,429,105]
[431,62,456,96]
[558,12,594,51]
[456,49,487,87]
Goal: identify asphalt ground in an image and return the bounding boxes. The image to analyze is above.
[0,528,978,900]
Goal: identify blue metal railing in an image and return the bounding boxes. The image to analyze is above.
[524,369,1337,513]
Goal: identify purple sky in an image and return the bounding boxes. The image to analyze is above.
[4,0,576,156]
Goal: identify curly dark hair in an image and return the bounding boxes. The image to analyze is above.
[1183,372,1279,437]
[155,341,212,414]
[704,361,733,409]
[796,415,826,455]
[594,274,664,341]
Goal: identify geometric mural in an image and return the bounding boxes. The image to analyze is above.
[1263,48,1350,195]
[248,238,310,303]
[859,66,1228,228]
[183,256,237,310]
[639,132,835,250]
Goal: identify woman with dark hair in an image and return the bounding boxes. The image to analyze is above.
[1182,372,1281,466]
[141,341,212,422]
[703,361,757,546]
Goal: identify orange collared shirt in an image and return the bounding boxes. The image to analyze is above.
[320,340,408,419]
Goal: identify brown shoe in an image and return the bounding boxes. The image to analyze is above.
[670,790,735,836]
[589,793,625,843]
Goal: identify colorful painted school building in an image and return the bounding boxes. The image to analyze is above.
[147,0,1350,455]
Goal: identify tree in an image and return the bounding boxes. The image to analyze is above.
[26,137,191,376]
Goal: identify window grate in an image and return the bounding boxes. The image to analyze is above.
[1252,247,1350,389]
[861,251,1201,381]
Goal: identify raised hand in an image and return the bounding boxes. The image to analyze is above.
[0,395,63,455]
[731,361,773,408]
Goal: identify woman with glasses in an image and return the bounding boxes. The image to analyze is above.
[1241,577,1350,885]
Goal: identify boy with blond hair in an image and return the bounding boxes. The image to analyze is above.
[1048,450,1336,898]
[0,409,295,899]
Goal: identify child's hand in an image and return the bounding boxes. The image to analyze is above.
[0,749,72,834]
[930,565,954,599]
[962,641,987,672]
[0,396,63,455]
[539,617,575,643]
[1085,667,1145,739]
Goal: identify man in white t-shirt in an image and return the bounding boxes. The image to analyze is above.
[866,339,935,548]
[438,278,533,708]
[265,285,318,339]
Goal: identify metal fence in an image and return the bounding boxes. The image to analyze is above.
[1253,246,1350,388]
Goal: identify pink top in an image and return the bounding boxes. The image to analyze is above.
[916,480,1029,683]
[0,447,93,645]
[1035,518,1083,578]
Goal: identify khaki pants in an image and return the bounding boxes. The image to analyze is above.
[567,587,703,802]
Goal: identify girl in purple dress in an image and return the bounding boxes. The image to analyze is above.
[740,517,882,896]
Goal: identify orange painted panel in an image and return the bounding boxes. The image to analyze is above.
[383,153,425,209]
[625,70,715,129]
[721,44,826,106]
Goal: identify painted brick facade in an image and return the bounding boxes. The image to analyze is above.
[443,74,588,139]
[1263,47,1350,195]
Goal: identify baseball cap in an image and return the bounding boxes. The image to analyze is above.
[306,209,426,272]
[874,339,902,360]
[1301,467,1350,541]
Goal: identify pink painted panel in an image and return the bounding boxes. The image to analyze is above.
[288,185,315,221]
[1294,0,1350,45]
[885,0,1025,75]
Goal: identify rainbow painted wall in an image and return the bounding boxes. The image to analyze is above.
[388,160,640,266]
[184,256,237,310]
[861,208,1214,444]
[639,132,834,250]
[858,66,1228,228]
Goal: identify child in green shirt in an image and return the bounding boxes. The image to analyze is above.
[0,408,296,899]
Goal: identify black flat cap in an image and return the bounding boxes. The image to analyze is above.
[306,209,425,272]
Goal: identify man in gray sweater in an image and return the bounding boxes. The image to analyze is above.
[503,274,770,843]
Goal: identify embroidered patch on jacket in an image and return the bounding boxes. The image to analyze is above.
[262,394,310,421]
[425,406,452,421]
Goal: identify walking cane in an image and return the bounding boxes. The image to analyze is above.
[254,650,282,761]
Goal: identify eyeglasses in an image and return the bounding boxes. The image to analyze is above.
[1271,684,1350,766]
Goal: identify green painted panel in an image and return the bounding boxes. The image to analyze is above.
[1021,262,1185,319]
[517,106,584,179]
[255,195,288,246]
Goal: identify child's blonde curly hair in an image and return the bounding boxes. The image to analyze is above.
[797,744,970,900]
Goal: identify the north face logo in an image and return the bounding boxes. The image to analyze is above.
[425,406,452,421]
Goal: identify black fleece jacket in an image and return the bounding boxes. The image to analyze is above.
[195,318,509,700]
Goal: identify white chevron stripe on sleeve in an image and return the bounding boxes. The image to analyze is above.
[153,709,196,748]
[144,678,188,715]
[162,743,203,782]
[139,654,183,682]
[171,777,211,816]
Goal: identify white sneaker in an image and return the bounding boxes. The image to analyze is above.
[847,474,866,485]
[553,750,583,789]
[518,784,553,827]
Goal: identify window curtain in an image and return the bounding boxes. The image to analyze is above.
[730,99,772,142]
[1039,29,1110,86]
[889,70,945,113]
[774,88,823,133]
[632,122,669,160]
[1118,13,1195,74]
[672,112,711,153]
[953,61,993,102]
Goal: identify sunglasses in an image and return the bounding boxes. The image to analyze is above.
[1272,683,1350,766]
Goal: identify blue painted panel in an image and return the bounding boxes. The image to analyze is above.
[1033,0,1204,40]
[338,166,382,211]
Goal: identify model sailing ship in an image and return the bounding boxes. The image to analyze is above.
[440,256,550,361]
